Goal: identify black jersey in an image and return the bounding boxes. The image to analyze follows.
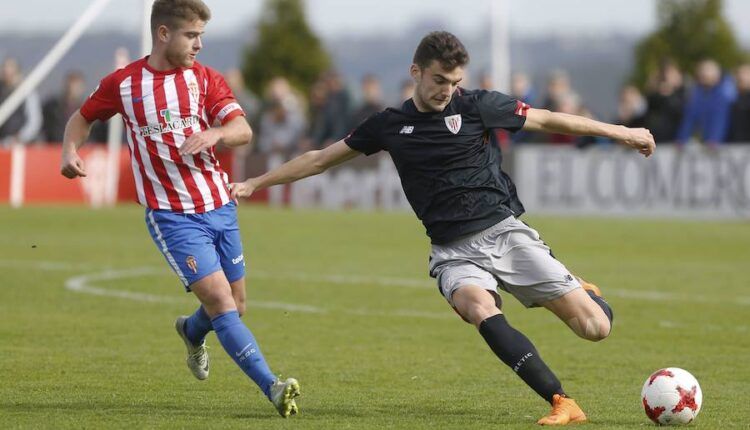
[344,88,529,244]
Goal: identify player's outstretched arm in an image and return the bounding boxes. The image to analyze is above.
[60,110,94,178]
[229,140,360,199]
[522,108,655,157]
[179,116,252,155]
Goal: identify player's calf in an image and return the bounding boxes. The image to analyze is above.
[543,288,611,342]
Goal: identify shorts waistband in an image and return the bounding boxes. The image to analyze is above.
[442,216,516,246]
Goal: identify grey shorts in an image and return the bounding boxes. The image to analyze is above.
[428,216,581,308]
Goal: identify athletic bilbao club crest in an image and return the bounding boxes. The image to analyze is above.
[186,256,198,274]
[188,81,200,101]
[444,114,462,134]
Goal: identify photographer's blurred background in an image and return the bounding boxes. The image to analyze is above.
[1,0,749,217]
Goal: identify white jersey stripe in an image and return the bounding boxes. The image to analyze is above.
[154,73,194,211]
[141,68,182,210]
[202,150,230,205]
[169,70,214,211]
[200,78,210,125]
[117,77,147,207]
[120,75,170,209]
[124,124,147,206]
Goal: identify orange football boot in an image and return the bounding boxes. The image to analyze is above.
[574,275,601,297]
[537,394,587,426]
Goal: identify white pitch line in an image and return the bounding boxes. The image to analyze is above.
[605,288,750,307]
[62,267,448,319]
[659,320,748,333]
[4,259,749,307]
[64,267,325,314]
[251,270,434,289]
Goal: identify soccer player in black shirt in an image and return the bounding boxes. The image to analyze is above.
[230,31,655,425]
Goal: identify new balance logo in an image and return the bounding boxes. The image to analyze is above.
[399,125,414,134]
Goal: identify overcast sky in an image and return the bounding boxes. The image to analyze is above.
[2,0,750,44]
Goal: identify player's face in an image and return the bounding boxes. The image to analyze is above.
[410,61,463,112]
[165,19,206,68]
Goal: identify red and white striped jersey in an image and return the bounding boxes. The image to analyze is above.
[80,57,245,213]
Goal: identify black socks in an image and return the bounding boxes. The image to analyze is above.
[478,314,565,403]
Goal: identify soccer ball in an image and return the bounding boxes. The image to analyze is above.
[641,367,702,425]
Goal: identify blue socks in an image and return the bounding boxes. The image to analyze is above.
[212,310,277,397]
[184,306,213,345]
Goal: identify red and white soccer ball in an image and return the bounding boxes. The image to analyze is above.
[641,367,702,425]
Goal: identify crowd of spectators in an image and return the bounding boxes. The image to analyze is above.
[508,59,750,148]
[2,55,749,157]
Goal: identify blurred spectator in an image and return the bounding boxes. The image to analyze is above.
[0,57,42,145]
[511,72,536,105]
[644,59,685,143]
[541,69,573,111]
[256,76,305,155]
[301,79,328,151]
[224,68,260,180]
[478,72,493,90]
[225,68,260,122]
[676,59,737,147]
[349,74,384,128]
[509,72,536,143]
[398,78,415,104]
[309,70,351,148]
[41,71,86,143]
[615,85,647,128]
[547,92,581,144]
[728,64,750,143]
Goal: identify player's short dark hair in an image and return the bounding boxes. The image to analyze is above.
[151,0,211,35]
[412,31,469,70]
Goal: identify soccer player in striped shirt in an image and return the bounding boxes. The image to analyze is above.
[59,0,299,418]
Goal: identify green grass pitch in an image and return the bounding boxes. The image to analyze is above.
[1,205,748,429]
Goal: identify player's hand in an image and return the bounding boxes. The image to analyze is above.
[229,179,257,199]
[60,150,87,178]
[180,128,223,155]
[619,127,656,157]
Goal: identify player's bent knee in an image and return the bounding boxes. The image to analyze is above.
[458,301,499,326]
[581,316,611,342]
[451,286,501,326]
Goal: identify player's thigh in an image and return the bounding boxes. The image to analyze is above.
[211,201,246,284]
[432,261,502,324]
[145,209,222,291]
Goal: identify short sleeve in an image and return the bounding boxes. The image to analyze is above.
[80,73,121,122]
[205,67,245,125]
[475,90,530,132]
[343,112,385,155]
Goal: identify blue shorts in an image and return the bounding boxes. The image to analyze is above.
[145,201,246,291]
